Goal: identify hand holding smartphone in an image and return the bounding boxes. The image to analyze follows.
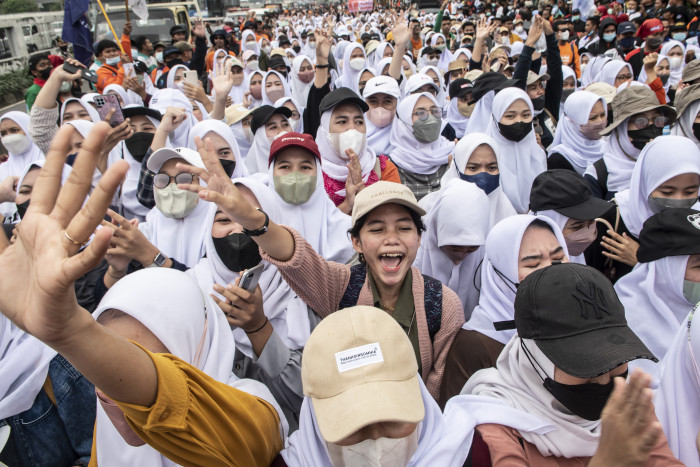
[94,94,125,128]
[239,263,264,292]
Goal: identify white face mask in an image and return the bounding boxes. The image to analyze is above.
[1,134,31,155]
[558,30,570,41]
[244,41,257,51]
[155,51,164,62]
[290,117,301,131]
[329,129,367,158]
[247,61,260,71]
[424,57,439,67]
[268,130,289,144]
[309,41,317,49]
[326,428,419,467]
[349,57,367,71]
[131,49,139,60]
[154,183,199,218]
[668,56,683,68]
[106,56,121,66]
[515,25,524,33]
[263,46,272,55]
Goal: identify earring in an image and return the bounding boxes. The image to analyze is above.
[359,253,365,263]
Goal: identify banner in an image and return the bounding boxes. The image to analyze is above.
[349,0,374,13]
[62,0,93,66]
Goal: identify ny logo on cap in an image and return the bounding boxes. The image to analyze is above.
[573,282,611,320]
[688,213,700,231]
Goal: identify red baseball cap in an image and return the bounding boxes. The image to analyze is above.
[268,132,321,167]
[637,18,664,39]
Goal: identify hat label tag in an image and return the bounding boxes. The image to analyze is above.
[335,342,384,373]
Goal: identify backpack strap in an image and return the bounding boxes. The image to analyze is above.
[422,274,443,341]
[594,158,609,198]
[338,263,367,310]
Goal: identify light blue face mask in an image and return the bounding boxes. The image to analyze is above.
[684,280,700,305]
[603,32,616,43]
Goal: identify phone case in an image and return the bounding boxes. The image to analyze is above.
[94,94,125,127]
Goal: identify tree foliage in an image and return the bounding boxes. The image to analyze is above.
[0,0,39,14]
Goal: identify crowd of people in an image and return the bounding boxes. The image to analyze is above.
[1,0,700,465]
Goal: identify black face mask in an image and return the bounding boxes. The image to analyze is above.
[212,233,261,272]
[531,95,545,111]
[15,199,29,219]
[498,120,532,142]
[560,88,575,103]
[125,132,155,162]
[646,36,663,50]
[293,45,301,53]
[38,67,52,80]
[628,124,664,150]
[543,371,627,421]
[60,45,69,52]
[165,58,184,68]
[219,158,236,178]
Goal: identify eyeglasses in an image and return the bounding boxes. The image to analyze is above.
[154,172,195,189]
[632,115,668,128]
[615,74,633,82]
[413,107,443,121]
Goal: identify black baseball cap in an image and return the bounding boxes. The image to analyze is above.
[170,25,187,36]
[163,46,181,58]
[122,106,162,121]
[617,21,636,35]
[471,72,519,103]
[250,105,293,135]
[637,208,700,263]
[449,78,474,99]
[319,88,369,114]
[529,170,614,220]
[514,263,657,378]
[421,46,438,56]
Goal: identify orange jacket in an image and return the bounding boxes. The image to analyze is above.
[95,34,133,93]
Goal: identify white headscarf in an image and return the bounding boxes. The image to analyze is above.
[549,91,607,174]
[465,90,495,134]
[316,105,377,194]
[485,87,547,213]
[638,54,671,100]
[165,64,189,90]
[587,119,641,194]
[274,96,305,134]
[0,112,45,179]
[104,83,143,107]
[654,310,700,466]
[371,42,394,69]
[267,157,353,263]
[220,55,247,104]
[334,42,366,94]
[187,179,310,359]
[464,336,603,458]
[671,99,700,145]
[661,40,686,87]
[261,70,291,106]
[290,55,314,104]
[429,33,453,72]
[596,60,633,87]
[148,88,198,149]
[188,120,250,179]
[419,65,449,107]
[464,215,568,343]
[446,96,469,139]
[414,179,489,320]
[388,92,454,175]
[614,135,700,237]
[581,56,611,88]
[93,268,286,466]
[241,30,260,55]
[615,254,693,385]
[60,97,101,124]
[246,70,264,108]
[245,112,291,175]
[64,120,122,191]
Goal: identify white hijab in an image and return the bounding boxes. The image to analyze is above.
[290,55,314,104]
[671,99,700,146]
[661,40,686,87]
[654,310,700,466]
[261,70,291,106]
[464,337,603,458]
[267,158,353,263]
[187,179,310,359]
[589,120,642,194]
[388,92,454,175]
[104,83,143,107]
[414,179,489,320]
[466,90,495,134]
[188,119,250,179]
[60,97,101,124]
[65,120,122,191]
[92,268,286,466]
[0,112,45,179]
[549,91,607,174]
[596,60,633,87]
[615,254,693,385]
[334,42,366,94]
[274,96,305,134]
[446,97,468,138]
[148,88,198,149]
[614,135,700,237]
[485,87,547,213]
[464,215,569,343]
[221,55,247,104]
[317,105,377,194]
[241,30,260,55]
[245,115,290,175]
[429,33,453,72]
[246,70,264,108]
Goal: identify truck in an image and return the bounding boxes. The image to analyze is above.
[0,12,63,59]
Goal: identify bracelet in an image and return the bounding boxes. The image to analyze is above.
[107,268,126,279]
[245,317,268,334]
[242,208,269,237]
[315,63,329,69]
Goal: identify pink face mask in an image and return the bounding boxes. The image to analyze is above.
[564,222,597,256]
[96,388,146,447]
[298,71,314,83]
[367,107,395,128]
[250,84,263,100]
[579,119,607,140]
[266,86,285,102]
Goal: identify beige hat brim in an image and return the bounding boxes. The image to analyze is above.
[310,376,425,444]
[351,197,427,227]
[599,103,677,136]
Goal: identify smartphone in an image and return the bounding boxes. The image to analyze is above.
[63,62,98,83]
[122,62,135,78]
[239,263,264,292]
[94,94,125,127]
[183,70,199,86]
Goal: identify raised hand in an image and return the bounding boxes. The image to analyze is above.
[314,25,332,62]
[392,15,410,50]
[211,60,236,98]
[526,16,545,47]
[192,18,206,38]
[475,17,495,42]
[0,123,128,346]
[338,149,365,215]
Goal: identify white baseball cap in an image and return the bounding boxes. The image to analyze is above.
[147,147,205,173]
[362,75,401,99]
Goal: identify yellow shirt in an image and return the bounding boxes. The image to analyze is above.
[90,348,283,466]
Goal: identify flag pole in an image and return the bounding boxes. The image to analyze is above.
[125,0,130,22]
[96,0,126,54]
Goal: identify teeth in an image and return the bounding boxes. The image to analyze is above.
[381,253,404,258]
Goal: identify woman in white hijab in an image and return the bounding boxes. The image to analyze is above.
[414,179,489,319]
[637,54,672,101]
[149,87,199,149]
[220,55,247,104]
[247,69,264,108]
[245,106,293,175]
[64,120,123,191]
[261,70,291,106]
[661,39,686,87]
[274,96,305,134]
[485,87,547,213]
[430,33,453,73]
[388,92,454,200]
[419,65,449,107]
[581,56,611,88]
[0,112,45,188]
[104,83,143,107]
[421,132,517,228]
[596,60,634,88]
[334,42,367,94]
[187,179,312,431]
[615,207,700,386]
[188,119,250,179]
[92,268,286,466]
[548,90,608,174]
[439,215,569,403]
[241,30,260,55]
[371,42,394,69]
[290,55,315,104]
[165,64,190,90]
[654,308,700,466]
[59,97,101,124]
[671,83,700,146]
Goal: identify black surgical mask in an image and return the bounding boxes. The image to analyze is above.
[628,125,663,150]
[561,88,575,103]
[543,374,624,420]
[219,158,236,178]
[15,199,30,219]
[165,58,184,68]
[38,67,52,80]
[212,232,262,272]
[531,95,545,111]
[293,45,301,53]
[658,73,670,85]
[646,36,663,50]
[498,120,532,142]
[125,132,155,162]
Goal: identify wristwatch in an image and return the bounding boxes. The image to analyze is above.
[242,208,269,237]
[148,252,168,268]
